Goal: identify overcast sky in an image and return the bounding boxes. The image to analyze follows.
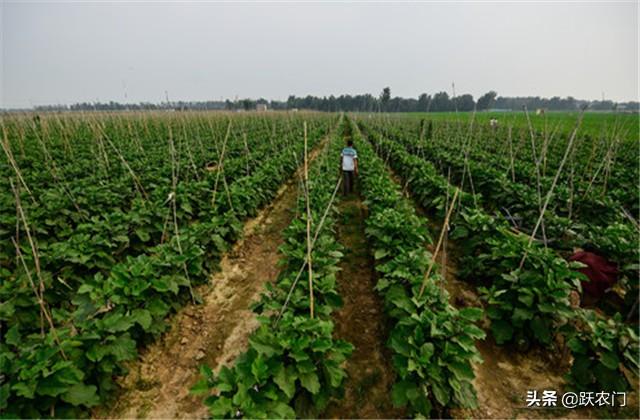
[1,1,638,108]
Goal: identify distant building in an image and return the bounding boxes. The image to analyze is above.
[256,103,267,112]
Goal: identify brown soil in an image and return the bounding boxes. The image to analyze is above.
[94,134,332,419]
[323,193,405,419]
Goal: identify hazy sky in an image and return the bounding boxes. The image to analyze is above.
[1,1,638,108]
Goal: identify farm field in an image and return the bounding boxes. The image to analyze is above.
[399,111,640,142]
[1,110,638,419]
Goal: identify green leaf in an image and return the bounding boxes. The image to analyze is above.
[5,325,20,347]
[599,351,620,370]
[208,396,233,417]
[390,333,412,357]
[274,365,296,398]
[432,381,450,406]
[374,249,389,259]
[135,228,150,242]
[391,380,414,407]
[251,355,269,382]
[298,371,320,394]
[249,331,280,357]
[419,343,435,362]
[190,378,210,395]
[269,401,295,419]
[311,338,332,352]
[131,309,152,330]
[567,337,586,354]
[101,313,135,333]
[323,359,346,388]
[61,383,100,407]
[530,317,551,344]
[491,319,514,344]
[450,225,469,239]
[458,307,483,322]
[107,334,137,361]
[12,382,36,399]
[447,361,475,381]
[512,307,533,322]
[593,363,628,391]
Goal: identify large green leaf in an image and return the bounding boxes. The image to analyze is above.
[491,319,514,344]
[298,371,320,394]
[61,383,100,407]
[273,365,296,398]
[530,316,551,344]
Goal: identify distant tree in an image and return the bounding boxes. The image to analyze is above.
[417,93,431,111]
[431,91,452,112]
[453,94,475,112]
[476,91,498,110]
[380,87,391,111]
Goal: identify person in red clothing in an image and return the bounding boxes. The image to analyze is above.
[568,247,619,306]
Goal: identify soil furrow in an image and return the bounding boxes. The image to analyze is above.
[323,193,404,419]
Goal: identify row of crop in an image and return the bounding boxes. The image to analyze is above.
[192,122,353,418]
[348,118,486,417]
[357,121,639,396]
[363,119,639,316]
[0,118,332,327]
[371,116,638,216]
[2,113,292,196]
[0,117,335,417]
[372,117,630,231]
[0,116,330,273]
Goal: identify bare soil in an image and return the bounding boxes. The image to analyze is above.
[94,138,330,419]
[323,193,405,419]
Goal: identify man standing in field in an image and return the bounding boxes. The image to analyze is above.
[341,139,358,195]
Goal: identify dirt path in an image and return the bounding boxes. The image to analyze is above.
[95,137,331,419]
[323,193,404,419]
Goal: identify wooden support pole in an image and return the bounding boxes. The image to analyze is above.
[211,120,231,208]
[304,121,314,319]
[419,187,460,298]
[519,109,585,269]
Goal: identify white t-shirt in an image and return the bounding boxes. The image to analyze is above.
[341,147,358,171]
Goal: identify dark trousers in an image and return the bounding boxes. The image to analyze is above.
[343,170,355,195]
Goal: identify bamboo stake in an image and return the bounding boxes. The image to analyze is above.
[303,122,314,319]
[274,177,342,326]
[168,127,196,304]
[94,121,148,199]
[11,180,67,359]
[507,125,516,182]
[460,110,478,206]
[441,168,452,281]
[242,132,251,176]
[519,109,585,269]
[523,106,548,247]
[419,187,460,298]
[181,121,200,181]
[1,123,36,203]
[211,120,232,208]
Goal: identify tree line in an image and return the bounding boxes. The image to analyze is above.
[27,88,639,113]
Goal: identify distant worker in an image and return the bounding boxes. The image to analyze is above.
[568,247,618,306]
[340,139,358,195]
